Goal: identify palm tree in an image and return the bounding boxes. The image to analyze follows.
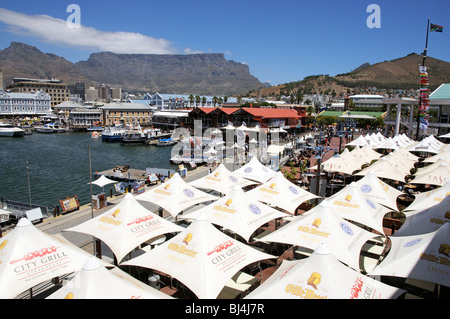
[202,96,207,106]
[195,95,201,107]
[212,96,218,107]
[188,94,194,107]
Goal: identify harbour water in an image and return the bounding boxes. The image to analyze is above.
[0,132,177,210]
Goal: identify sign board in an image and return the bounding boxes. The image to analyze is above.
[25,207,43,222]
[59,195,80,213]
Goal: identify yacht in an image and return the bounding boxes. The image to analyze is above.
[35,123,66,133]
[0,123,25,137]
[102,125,127,142]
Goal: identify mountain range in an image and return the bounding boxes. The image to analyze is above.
[250,53,450,99]
[0,42,264,96]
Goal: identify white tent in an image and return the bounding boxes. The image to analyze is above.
[92,175,117,188]
[369,223,450,288]
[415,159,449,176]
[394,196,450,236]
[350,144,382,163]
[135,172,217,218]
[189,164,257,194]
[392,147,420,162]
[122,213,275,299]
[328,182,392,234]
[232,156,277,183]
[0,218,96,299]
[257,200,378,271]
[402,181,450,213]
[345,135,368,147]
[246,171,319,214]
[423,151,450,164]
[410,163,450,186]
[47,257,172,299]
[355,157,408,183]
[408,138,441,154]
[245,244,405,299]
[182,186,288,242]
[63,193,184,262]
[373,137,399,150]
[383,152,416,175]
[353,171,403,212]
[438,132,450,139]
[310,154,359,175]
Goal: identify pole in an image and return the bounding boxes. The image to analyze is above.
[416,18,430,140]
[88,145,96,257]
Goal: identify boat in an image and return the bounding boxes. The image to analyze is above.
[0,123,25,137]
[35,123,67,133]
[120,131,148,144]
[91,131,101,138]
[101,125,127,142]
[156,138,176,146]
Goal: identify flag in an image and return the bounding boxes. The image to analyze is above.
[430,23,444,32]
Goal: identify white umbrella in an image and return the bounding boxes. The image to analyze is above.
[353,171,403,212]
[245,244,405,299]
[394,196,450,236]
[355,157,408,183]
[92,175,117,188]
[345,135,368,147]
[47,257,172,299]
[189,163,257,195]
[232,156,276,183]
[246,171,319,214]
[311,155,359,175]
[438,132,450,139]
[122,213,275,299]
[63,193,184,263]
[182,186,288,241]
[0,218,95,299]
[328,182,392,234]
[402,181,450,214]
[369,223,450,288]
[257,199,378,271]
[410,163,450,187]
[415,159,449,176]
[135,172,217,218]
[350,145,381,163]
[423,151,450,164]
[373,137,399,150]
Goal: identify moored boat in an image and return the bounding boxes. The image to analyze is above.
[35,123,67,133]
[0,123,25,137]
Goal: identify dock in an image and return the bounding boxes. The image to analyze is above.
[95,166,147,182]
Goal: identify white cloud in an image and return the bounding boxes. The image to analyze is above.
[0,8,178,54]
[184,48,204,54]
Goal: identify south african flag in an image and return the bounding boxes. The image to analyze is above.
[430,23,444,32]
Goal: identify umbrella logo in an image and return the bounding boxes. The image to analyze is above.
[360,184,372,193]
[111,209,120,218]
[366,199,376,209]
[229,176,238,183]
[438,244,450,257]
[404,238,422,248]
[183,188,195,198]
[0,240,7,250]
[225,199,233,207]
[307,272,321,290]
[345,194,352,202]
[244,167,253,173]
[248,204,261,215]
[214,172,220,177]
[312,218,321,228]
[183,233,193,245]
[269,183,276,189]
[163,183,171,190]
[340,222,354,236]
[289,186,298,195]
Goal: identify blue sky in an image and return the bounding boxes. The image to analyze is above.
[0,0,449,87]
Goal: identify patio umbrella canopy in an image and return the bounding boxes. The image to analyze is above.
[47,257,172,299]
[245,244,405,299]
[92,175,117,188]
[353,171,403,212]
[232,157,277,183]
[135,172,218,218]
[423,151,450,164]
[122,213,275,299]
[369,223,450,288]
[355,157,408,183]
[257,200,378,271]
[188,163,257,195]
[0,218,95,299]
[402,181,450,214]
[182,186,288,242]
[310,155,360,175]
[63,193,184,263]
[328,182,392,234]
[410,163,450,187]
[394,196,450,236]
[246,171,319,214]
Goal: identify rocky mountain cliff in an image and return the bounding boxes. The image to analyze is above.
[0,42,264,95]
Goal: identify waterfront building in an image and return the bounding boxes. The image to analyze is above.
[143,92,237,109]
[6,78,69,107]
[0,88,51,118]
[67,81,86,101]
[349,94,386,109]
[151,109,191,130]
[100,102,152,126]
[69,108,103,129]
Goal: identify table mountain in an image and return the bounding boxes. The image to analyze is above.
[0,42,264,95]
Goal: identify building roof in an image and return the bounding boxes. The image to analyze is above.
[349,94,385,100]
[242,108,300,119]
[430,83,450,100]
[100,102,152,110]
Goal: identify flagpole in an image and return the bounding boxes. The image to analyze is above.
[416,18,430,139]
